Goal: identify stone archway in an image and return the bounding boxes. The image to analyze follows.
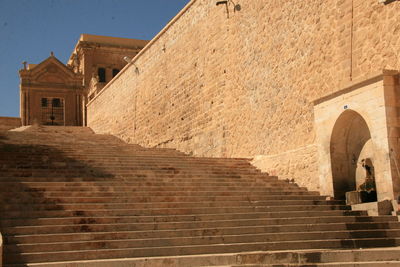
[330,110,373,200]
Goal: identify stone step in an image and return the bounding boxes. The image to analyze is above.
[4,237,400,264]
[0,203,350,216]
[232,247,400,265]
[3,220,399,238]
[4,217,397,244]
[0,200,351,213]
[0,194,327,204]
[0,212,392,228]
[0,155,251,163]
[6,229,400,254]
[0,174,263,181]
[0,176,268,182]
[0,209,364,221]
[248,263,400,266]
[4,248,400,267]
[0,180,296,189]
[0,190,321,198]
[0,159,256,168]
[0,185,309,193]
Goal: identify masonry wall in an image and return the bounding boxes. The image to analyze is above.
[88,0,400,191]
[0,117,21,131]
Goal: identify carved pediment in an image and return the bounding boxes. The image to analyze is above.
[27,56,80,84]
[36,73,66,84]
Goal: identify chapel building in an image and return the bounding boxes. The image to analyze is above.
[19,34,149,126]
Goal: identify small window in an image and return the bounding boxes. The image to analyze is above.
[41,98,48,107]
[52,98,61,107]
[112,68,120,77]
[98,67,106,83]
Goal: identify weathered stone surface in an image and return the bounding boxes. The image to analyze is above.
[0,117,21,131]
[87,0,400,193]
[1,126,400,266]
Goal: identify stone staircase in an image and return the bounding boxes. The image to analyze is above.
[0,126,400,266]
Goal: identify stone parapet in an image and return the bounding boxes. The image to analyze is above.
[0,117,21,131]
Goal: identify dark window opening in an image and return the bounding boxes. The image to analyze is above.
[41,98,48,107]
[98,67,106,83]
[52,98,61,107]
[112,69,120,77]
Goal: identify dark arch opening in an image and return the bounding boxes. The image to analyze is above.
[330,110,373,200]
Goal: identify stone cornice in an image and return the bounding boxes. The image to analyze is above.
[313,70,399,106]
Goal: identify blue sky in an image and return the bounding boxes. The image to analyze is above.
[0,0,190,117]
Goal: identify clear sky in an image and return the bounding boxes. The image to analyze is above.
[0,0,190,117]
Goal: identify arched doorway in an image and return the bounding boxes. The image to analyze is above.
[330,110,374,200]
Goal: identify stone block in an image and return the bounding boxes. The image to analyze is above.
[346,191,362,205]
[352,199,394,216]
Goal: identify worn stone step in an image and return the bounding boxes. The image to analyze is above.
[1,212,393,229]
[0,157,249,164]
[0,204,351,217]
[4,237,400,264]
[4,248,400,267]
[229,262,400,266]
[0,180,298,189]
[0,195,329,206]
[5,218,398,244]
[231,247,400,265]
[0,200,345,210]
[0,209,364,221]
[0,186,309,194]
[3,221,400,242]
[6,229,400,254]
[0,190,321,198]
[0,175,275,183]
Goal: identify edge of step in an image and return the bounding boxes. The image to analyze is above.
[5,247,400,267]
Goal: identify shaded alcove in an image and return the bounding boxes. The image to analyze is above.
[330,110,373,200]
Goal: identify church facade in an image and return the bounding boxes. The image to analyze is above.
[19,54,84,126]
[19,34,148,126]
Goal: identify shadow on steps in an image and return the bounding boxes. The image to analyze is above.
[0,133,116,265]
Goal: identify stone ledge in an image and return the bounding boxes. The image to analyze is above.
[351,199,394,216]
[0,116,21,131]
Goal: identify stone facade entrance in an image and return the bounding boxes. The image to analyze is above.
[19,54,84,126]
[314,70,399,203]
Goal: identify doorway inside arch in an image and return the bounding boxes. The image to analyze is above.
[330,110,376,200]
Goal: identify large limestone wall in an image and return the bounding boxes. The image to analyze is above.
[88,0,400,190]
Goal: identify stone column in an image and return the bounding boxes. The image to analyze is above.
[20,91,26,125]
